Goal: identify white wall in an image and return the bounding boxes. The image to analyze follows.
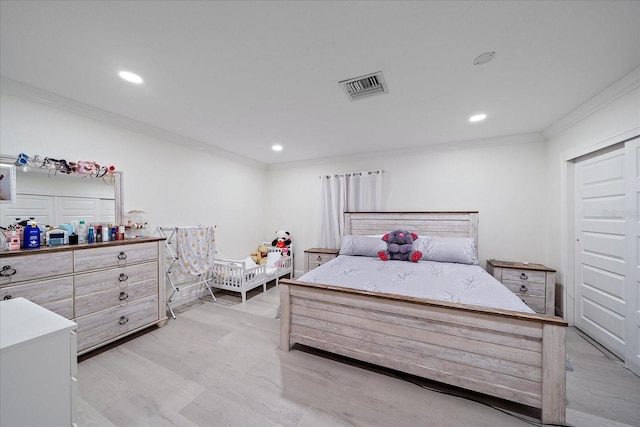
[0,93,267,259]
[265,136,550,276]
[545,70,640,322]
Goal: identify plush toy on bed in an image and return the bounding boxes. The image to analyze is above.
[251,244,270,265]
[378,230,423,262]
[271,230,292,255]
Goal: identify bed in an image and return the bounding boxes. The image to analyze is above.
[278,212,567,425]
[210,243,293,302]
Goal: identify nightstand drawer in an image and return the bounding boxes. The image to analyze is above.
[501,280,545,297]
[310,253,335,265]
[517,294,546,314]
[502,269,546,283]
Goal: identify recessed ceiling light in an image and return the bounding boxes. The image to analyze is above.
[118,71,143,84]
[272,144,283,152]
[469,114,487,122]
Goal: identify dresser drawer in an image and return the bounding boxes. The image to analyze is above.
[0,252,73,285]
[74,242,158,272]
[76,295,159,352]
[0,276,73,319]
[75,262,158,317]
[501,269,546,283]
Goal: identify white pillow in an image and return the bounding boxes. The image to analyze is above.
[339,235,387,257]
[243,256,257,268]
[266,251,281,268]
[418,236,478,265]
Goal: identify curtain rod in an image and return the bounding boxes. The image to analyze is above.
[319,169,383,179]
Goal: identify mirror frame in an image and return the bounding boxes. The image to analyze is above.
[0,154,124,226]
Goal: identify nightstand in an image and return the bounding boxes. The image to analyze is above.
[304,248,339,273]
[486,259,556,316]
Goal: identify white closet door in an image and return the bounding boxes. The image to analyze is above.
[575,144,627,359]
[624,138,640,376]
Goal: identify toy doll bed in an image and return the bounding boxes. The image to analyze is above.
[210,243,293,302]
[278,212,567,425]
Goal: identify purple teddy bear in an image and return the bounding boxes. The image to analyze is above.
[377,230,423,262]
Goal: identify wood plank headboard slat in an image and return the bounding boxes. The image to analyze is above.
[344,212,478,247]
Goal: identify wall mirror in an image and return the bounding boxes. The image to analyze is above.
[0,154,123,229]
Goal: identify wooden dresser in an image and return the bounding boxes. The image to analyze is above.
[0,237,167,354]
[486,259,556,316]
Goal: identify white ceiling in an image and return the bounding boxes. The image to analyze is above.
[1,1,639,165]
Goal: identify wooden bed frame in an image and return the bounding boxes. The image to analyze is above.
[279,212,567,425]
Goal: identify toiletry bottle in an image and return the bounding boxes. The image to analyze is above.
[96,225,102,242]
[111,226,117,241]
[24,221,41,249]
[78,220,88,244]
[88,226,95,243]
[9,231,20,250]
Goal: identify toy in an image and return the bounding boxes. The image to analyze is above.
[377,230,423,262]
[271,231,292,257]
[251,244,270,265]
[271,230,291,249]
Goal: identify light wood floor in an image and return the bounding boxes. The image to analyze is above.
[77,284,640,427]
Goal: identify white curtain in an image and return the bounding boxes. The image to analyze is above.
[319,170,382,248]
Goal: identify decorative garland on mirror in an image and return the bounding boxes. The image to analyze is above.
[15,153,116,182]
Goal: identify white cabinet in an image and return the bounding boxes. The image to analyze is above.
[0,297,77,427]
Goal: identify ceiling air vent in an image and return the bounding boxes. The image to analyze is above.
[339,71,388,101]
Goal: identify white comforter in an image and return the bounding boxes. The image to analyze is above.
[298,255,534,313]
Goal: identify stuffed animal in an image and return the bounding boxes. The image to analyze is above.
[251,244,270,265]
[378,230,423,262]
[271,230,291,249]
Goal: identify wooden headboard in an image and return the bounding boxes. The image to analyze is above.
[343,212,479,246]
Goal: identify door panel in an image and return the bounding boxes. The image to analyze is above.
[575,137,640,376]
[625,139,640,376]
[575,145,627,358]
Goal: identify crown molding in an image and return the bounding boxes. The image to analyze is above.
[0,76,266,170]
[543,67,640,140]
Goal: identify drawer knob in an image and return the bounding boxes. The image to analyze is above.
[119,273,129,282]
[119,291,129,301]
[119,316,129,325]
[0,266,17,277]
[520,285,528,293]
[316,255,322,261]
[520,273,528,280]
[117,252,127,260]
[3,295,12,300]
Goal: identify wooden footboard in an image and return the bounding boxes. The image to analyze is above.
[279,279,567,425]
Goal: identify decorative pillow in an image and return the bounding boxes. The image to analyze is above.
[266,251,281,268]
[418,236,478,265]
[339,235,387,257]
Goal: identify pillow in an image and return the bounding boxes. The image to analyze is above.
[243,256,258,268]
[418,236,478,265]
[266,251,281,268]
[339,235,387,257]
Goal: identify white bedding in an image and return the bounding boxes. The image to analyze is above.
[298,255,534,313]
